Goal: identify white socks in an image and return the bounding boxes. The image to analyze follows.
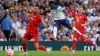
[72,50,75,52]
[93,41,95,44]
[24,52,28,54]
[53,26,57,39]
[72,27,82,35]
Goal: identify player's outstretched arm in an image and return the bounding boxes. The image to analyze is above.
[82,21,89,27]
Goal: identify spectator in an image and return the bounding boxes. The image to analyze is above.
[21,14,29,24]
[86,25,92,38]
[39,29,47,41]
[91,30,100,42]
[0,28,6,41]
[1,11,12,41]
[17,24,26,41]
[97,24,100,34]
[91,10,97,16]
[83,0,89,5]
[87,13,94,22]
[95,13,100,20]
[67,5,76,16]
[62,35,66,41]
[97,36,100,41]
[86,4,94,13]
[39,23,44,31]
[2,0,10,10]
[57,35,61,41]
[15,18,21,29]
[92,23,99,32]
[66,36,72,41]
[12,16,18,31]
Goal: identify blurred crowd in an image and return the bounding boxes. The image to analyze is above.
[0,0,100,42]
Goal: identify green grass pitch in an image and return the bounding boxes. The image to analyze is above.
[1,51,100,56]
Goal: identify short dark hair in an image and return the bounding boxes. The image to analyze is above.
[34,4,40,9]
[49,1,55,5]
[49,1,60,5]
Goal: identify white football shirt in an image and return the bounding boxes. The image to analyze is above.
[51,6,66,20]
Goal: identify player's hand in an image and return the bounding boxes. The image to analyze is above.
[81,21,89,27]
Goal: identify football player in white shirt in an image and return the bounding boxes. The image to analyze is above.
[48,1,83,38]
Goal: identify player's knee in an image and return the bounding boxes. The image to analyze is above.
[73,38,77,41]
[68,26,73,30]
[84,39,87,42]
[22,39,27,43]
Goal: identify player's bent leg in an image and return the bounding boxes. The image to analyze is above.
[82,34,97,49]
[33,35,47,51]
[34,42,52,56]
[34,39,51,55]
[34,35,46,51]
[34,35,52,53]
[34,43,47,51]
[33,34,52,56]
[84,39,97,49]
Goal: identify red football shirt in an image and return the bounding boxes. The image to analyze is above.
[74,14,88,32]
[27,13,42,34]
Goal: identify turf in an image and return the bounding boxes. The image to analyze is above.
[1,51,100,56]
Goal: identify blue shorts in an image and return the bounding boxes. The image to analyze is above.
[54,19,71,29]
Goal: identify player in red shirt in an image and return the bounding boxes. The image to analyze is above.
[70,6,97,54]
[20,5,51,56]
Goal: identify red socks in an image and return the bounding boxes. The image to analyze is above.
[84,39,93,44]
[38,45,47,51]
[22,43,27,52]
[72,40,77,50]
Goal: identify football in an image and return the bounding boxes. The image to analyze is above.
[6,49,14,56]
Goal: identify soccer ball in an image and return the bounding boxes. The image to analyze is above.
[6,49,14,56]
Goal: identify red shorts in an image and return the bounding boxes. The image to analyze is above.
[23,32,38,43]
[73,29,86,41]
